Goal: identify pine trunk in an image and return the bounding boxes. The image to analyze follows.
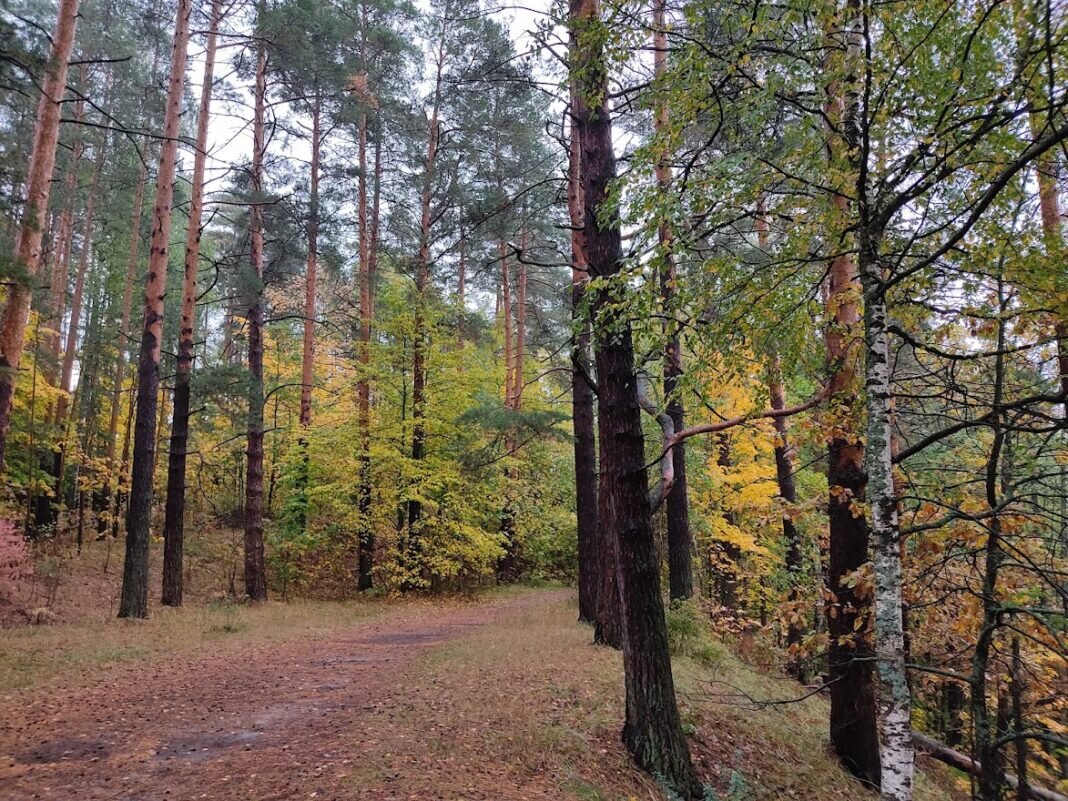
[357,105,373,591]
[118,0,192,618]
[651,0,692,602]
[567,89,599,624]
[243,20,268,603]
[405,36,444,578]
[161,0,220,606]
[0,0,81,473]
[571,0,700,792]
[101,159,147,538]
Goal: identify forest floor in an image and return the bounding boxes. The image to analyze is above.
[0,585,968,801]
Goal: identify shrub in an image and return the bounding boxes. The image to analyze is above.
[0,519,31,602]
[666,598,725,668]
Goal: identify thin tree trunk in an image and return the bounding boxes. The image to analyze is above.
[243,13,268,603]
[300,95,320,434]
[357,103,374,591]
[45,96,85,380]
[161,0,220,606]
[568,87,599,625]
[1011,637,1028,801]
[768,353,803,666]
[501,240,514,408]
[368,117,381,322]
[651,0,692,602]
[971,283,1012,801]
[101,158,147,537]
[571,0,700,792]
[51,115,108,520]
[715,433,741,608]
[118,0,193,618]
[0,0,81,473]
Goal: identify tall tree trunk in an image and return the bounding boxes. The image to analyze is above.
[161,0,220,606]
[651,0,692,602]
[571,0,700,793]
[405,28,445,579]
[243,14,268,603]
[822,2,880,781]
[300,95,320,434]
[357,103,374,591]
[568,87,599,625]
[51,114,108,520]
[758,198,805,672]
[0,0,81,473]
[971,284,1012,801]
[118,0,192,618]
[102,158,147,537]
[501,240,514,408]
[294,93,320,539]
[514,249,526,407]
[859,232,914,801]
[45,95,85,383]
[368,117,382,321]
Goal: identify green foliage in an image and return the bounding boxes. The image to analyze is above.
[666,599,724,668]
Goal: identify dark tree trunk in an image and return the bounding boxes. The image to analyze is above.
[822,28,880,781]
[826,426,880,787]
[714,434,741,610]
[119,0,192,618]
[405,28,445,584]
[568,90,598,624]
[161,0,220,606]
[295,92,320,539]
[652,0,692,603]
[243,17,268,603]
[356,102,373,591]
[571,0,700,793]
[768,352,804,674]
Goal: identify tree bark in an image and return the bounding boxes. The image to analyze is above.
[859,231,914,801]
[568,87,599,625]
[118,0,192,618]
[651,0,692,602]
[162,0,221,606]
[571,0,700,793]
[357,103,374,591]
[50,114,107,521]
[300,95,320,434]
[243,14,268,603]
[45,94,85,383]
[822,4,880,780]
[101,158,147,538]
[405,27,445,579]
[0,0,81,473]
[768,351,804,670]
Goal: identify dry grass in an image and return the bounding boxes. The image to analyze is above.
[342,592,966,801]
[0,595,392,693]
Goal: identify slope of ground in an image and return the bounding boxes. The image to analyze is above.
[0,585,965,801]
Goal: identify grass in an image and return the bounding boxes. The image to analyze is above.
[0,597,387,692]
[341,591,965,801]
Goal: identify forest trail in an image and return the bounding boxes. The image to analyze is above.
[0,589,572,801]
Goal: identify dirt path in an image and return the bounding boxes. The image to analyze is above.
[0,590,568,801]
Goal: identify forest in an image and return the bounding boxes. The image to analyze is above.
[0,0,1065,799]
